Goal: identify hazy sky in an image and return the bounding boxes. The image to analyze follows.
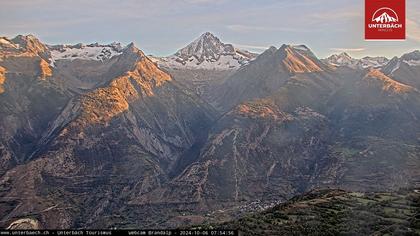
[1,0,419,58]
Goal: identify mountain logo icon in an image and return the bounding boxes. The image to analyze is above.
[371,7,399,23]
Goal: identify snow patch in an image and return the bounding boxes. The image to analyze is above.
[49,43,123,66]
[292,45,309,51]
[157,52,252,70]
[390,61,401,74]
[403,59,420,66]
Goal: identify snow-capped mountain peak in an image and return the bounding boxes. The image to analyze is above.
[323,52,354,66]
[175,32,233,62]
[322,52,389,69]
[155,32,257,70]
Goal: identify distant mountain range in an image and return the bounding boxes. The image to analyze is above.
[322,52,390,69]
[0,33,419,233]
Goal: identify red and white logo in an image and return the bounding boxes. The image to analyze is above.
[365,0,405,40]
[371,8,398,23]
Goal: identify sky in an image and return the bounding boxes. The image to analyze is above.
[0,0,419,58]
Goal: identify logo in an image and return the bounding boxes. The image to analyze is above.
[372,8,398,23]
[365,0,405,40]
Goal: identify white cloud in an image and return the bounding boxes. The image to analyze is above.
[330,48,366,52]
[233,43,269,52]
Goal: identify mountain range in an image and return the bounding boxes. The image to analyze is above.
[0,32,419,232]
[322,52,389,69]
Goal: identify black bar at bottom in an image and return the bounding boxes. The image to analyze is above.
[0,230,238,236]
